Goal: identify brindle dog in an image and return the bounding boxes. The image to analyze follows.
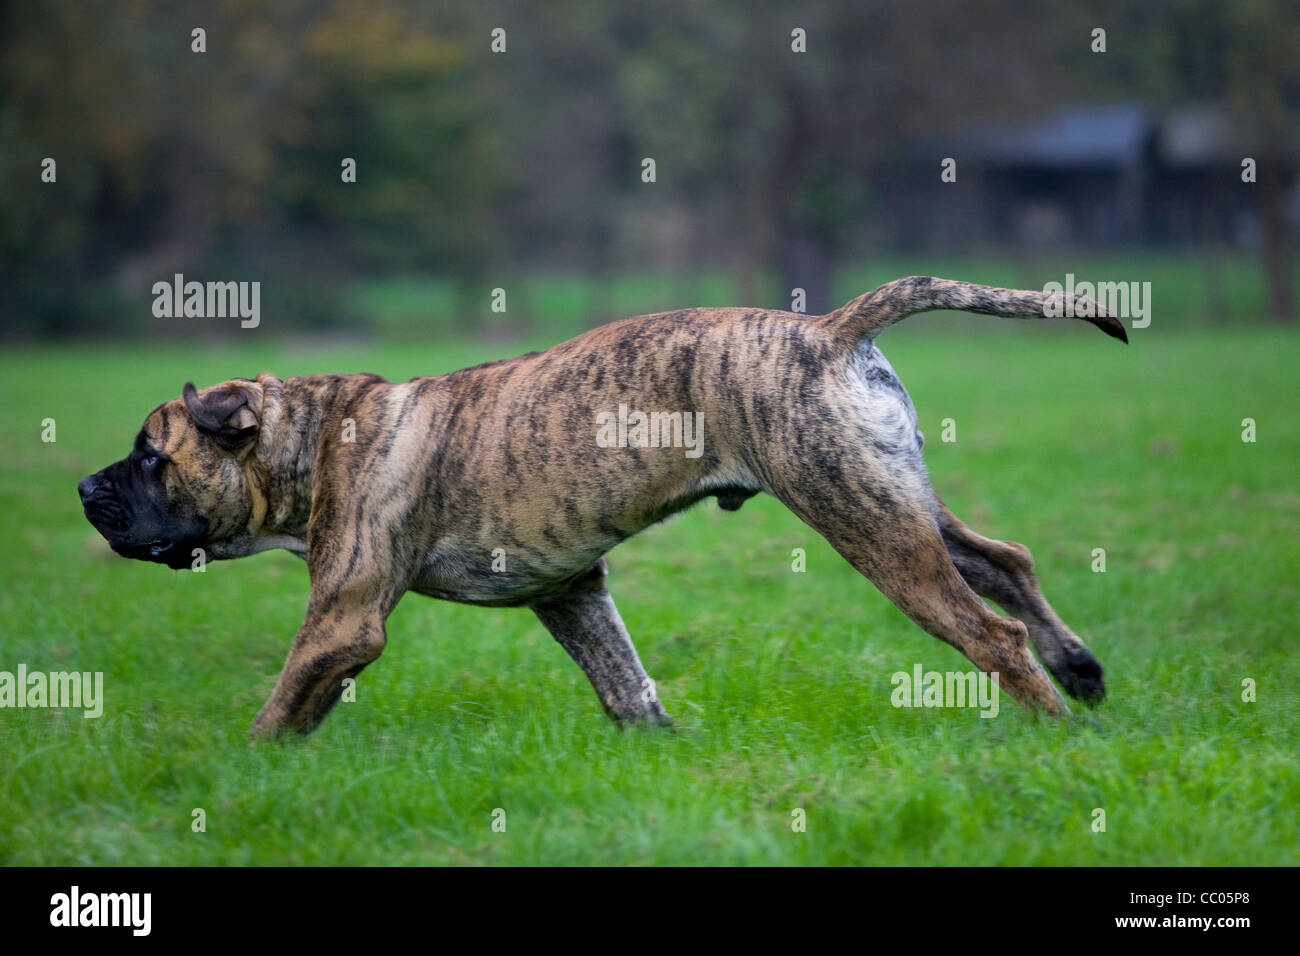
[79,276,1125,737]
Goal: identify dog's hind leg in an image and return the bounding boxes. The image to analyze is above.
[768,457,1069,716]
[935,497,1105,705]
[531,558,673,725]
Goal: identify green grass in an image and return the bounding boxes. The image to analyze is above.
[0,319,1297,865]
[343,251,1299,339]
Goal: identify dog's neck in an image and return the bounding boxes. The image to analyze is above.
[245,373,393,547]
[247,373,331,541]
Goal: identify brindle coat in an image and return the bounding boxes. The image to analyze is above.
[79,277,1124,736]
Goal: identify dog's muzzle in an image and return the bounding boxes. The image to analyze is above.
[79,473,128,534]
[78,472,202,569]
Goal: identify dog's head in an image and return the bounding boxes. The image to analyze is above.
[78,379,265,569]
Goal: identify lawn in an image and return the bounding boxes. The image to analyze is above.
[0,317,1296,865]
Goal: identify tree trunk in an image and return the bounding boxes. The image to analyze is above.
[1259,163,1294,322]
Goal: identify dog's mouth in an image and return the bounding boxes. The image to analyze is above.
[83,501,204,569]
[120,538,174,560]
[110,537,199,570]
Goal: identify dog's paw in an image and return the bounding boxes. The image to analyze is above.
[628,710,677,729]
[1056,646,1105,706]
[609,704,677,730]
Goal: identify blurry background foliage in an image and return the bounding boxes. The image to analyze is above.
[0,0,1296,339]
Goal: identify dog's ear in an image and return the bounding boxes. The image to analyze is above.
[182,380,261,451]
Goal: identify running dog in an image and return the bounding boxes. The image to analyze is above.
[79,277,1123,735]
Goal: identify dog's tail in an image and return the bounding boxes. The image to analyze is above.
[815,276,1128,345]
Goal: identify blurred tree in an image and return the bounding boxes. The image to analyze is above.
[1,0,1295,334]
[567,0,1077,312]
[1079,0,1298,320]
[1224,0,1299,320]
[0,0,503,332]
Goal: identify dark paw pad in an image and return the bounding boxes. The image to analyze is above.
[1057,647,1105,705]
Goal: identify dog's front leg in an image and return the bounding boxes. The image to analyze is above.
[531,559,672,726]
[250,466,416,738]
[250,597,389,739]
[250,525,406,740]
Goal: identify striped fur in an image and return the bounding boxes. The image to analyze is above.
[80,276,1118,736]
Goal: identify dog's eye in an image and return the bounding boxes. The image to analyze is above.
[142,455,159,471]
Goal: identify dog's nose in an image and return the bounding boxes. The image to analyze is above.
[78,475,99,502]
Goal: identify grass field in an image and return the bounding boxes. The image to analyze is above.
[344,252,1293,341]
[1,316,1297,865]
